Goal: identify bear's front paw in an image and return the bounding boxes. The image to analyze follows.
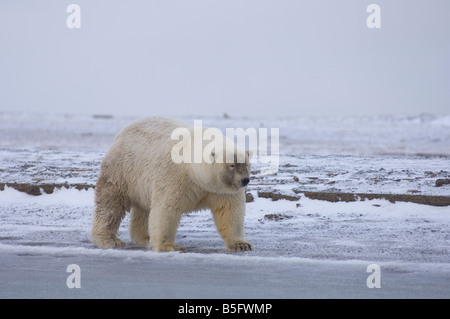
[152,243,186,252]
[92,235,126,249]
[226,240,252,252]
[131,236,149,246]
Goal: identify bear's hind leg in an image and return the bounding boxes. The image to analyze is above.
[91,180,127,248]
[91,206,126,248]
[130,206,150,246]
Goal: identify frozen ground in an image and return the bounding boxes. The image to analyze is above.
[0,111,449,298]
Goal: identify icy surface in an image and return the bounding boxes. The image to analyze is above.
[0,111,449,298]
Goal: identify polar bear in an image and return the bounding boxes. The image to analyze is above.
[91,117,252,252]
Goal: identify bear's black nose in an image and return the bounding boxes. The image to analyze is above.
[241,177,250,186]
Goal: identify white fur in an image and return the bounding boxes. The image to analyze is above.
[91,117,252,252]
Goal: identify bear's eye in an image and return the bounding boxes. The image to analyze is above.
[229,164,235,168]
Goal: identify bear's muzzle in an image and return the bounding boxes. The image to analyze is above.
[240,177,250,187]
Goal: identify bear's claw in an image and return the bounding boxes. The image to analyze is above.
[226,241,252,252]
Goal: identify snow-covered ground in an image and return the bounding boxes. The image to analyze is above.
[0,111,449,298]
[2,111,450,156]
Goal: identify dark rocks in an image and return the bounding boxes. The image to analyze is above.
[435,179,450,187]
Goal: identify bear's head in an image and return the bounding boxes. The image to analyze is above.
[190,147,253,194]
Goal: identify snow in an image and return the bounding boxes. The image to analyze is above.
[1,111,450,156]
[1,111,449,298]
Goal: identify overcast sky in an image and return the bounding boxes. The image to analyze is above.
[1,0,449,118]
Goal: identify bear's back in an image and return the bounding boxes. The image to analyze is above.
[116,116,189,144]
[100,117,194,206]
